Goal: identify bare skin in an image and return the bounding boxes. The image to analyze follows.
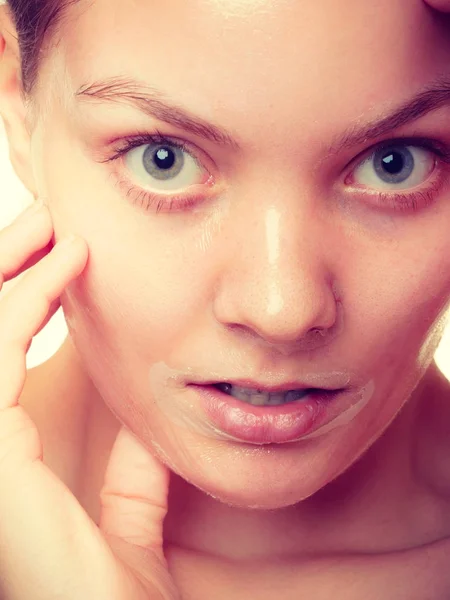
[19,334,450,599]
[2,0,450,597]
[0,207,180,599]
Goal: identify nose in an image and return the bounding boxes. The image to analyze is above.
[213,199,340,352]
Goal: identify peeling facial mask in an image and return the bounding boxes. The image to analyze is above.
[147,361,375,445]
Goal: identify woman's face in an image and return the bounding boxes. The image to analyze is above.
[26,0,450,508]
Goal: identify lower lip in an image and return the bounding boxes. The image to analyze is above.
[190,384,342,444]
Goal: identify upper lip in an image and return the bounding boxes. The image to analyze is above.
[189,376,349,393]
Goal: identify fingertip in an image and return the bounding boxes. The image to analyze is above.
[56,233,89,260]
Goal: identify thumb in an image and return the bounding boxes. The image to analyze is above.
[99,427,176,596]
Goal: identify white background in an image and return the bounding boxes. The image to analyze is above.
[1,118,450,380]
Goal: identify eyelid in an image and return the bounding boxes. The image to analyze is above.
[342,136,450,175]
[339,136,450,213]
[97,128,219,172]
[99,129,450,215]
[98,129,226,213]
[105,130,223,187]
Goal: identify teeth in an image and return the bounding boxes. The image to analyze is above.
[215,383,311,406]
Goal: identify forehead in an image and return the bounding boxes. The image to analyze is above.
[49,0,450,147]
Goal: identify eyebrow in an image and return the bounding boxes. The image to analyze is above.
[74,75,450,154]
[329,76,450,155]
[75,76,240,150]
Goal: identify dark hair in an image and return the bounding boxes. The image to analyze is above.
[5,0,78,98]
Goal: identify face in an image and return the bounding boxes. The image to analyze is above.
[16,0,450,508]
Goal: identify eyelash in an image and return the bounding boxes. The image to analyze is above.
[362,176,442,212]
[100,129,210,213]
[100,131,450,214]
[345,137,450,212]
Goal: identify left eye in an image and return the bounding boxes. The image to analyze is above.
[351,145,436,191]
[125,141,204,191]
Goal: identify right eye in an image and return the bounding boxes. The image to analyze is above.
[101,132,217,213]
[121,137,208,191]
[349,144,436,192]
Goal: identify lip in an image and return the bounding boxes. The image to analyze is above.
[190,377,346,393]
[190,384,343,444]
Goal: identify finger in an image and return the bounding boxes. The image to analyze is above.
[25,298,61,354]
[99,427,177,594]
[0,235,88,405]
[0,237,169,600]
[423,0,450,12]
[0,202,63,348]
[0,201,53,289]
[99,427,170,555]
[0,235,111,600]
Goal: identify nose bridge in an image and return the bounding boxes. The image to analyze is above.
[213,185,338,346]
[249,204,309,316]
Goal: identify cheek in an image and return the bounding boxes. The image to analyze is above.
[64,252,203,350]
[59,233,210,419]
[346,240,450,385]
[58,239,219,468]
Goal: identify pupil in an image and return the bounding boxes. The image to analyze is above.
[155,146,176,170]
[143,142,184,181]
[374,146,414,184]
[381,151,404,175]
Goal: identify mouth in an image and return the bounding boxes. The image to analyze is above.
[190,383,345,444]
[212,382,322,406]
[148,362,361,444]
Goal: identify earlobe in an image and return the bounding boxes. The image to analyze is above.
[0,6,38,199]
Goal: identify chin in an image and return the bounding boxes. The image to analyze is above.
[194,475,321,510]
[169,451,330,511]
[148,424,349,510]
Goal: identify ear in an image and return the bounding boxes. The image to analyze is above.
[0,6,38,199]
[423,0,450,12]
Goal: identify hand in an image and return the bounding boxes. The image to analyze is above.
[0,201,179,599]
